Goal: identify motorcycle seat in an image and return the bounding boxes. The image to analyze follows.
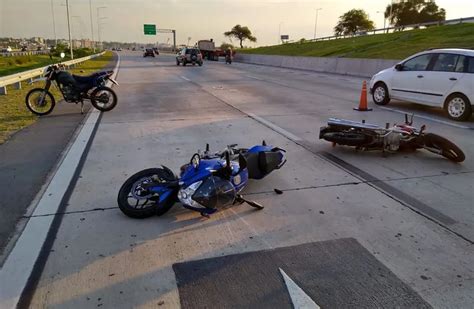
[72,74,96,86]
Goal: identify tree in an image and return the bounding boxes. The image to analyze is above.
[224,25,256,48]
[334,9,375,36]
[385,0,445,28]
[220,42,234,50]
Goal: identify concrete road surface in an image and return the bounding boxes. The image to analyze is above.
[5,52,474,308]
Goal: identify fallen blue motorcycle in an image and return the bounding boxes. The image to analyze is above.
[117,141,286,218]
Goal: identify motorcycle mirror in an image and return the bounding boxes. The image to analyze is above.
[60,52,65,59]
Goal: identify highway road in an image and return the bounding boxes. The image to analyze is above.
[3,51,474,308]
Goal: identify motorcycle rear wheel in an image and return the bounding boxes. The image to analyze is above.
[117,168,177,218]
[423,133,465,163]
[90,86,117,112]
[25,88,55,116]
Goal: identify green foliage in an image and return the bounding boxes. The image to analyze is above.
[385,0,446,28]
[334,9,375,36]
[224,25,257,48]
[240,23,474,60]
[220,43,234,50]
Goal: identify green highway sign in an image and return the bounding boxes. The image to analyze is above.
[144,24,156,35]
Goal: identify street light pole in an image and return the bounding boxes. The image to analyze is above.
[65,0,73,59]
[278,22,284,44]
[96,6,106,50]
[50,0,57,46]
[89,0,95,52]
[313,8,322,40]
[377,11,386,30]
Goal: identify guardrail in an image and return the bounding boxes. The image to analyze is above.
[0,52,105,95]
[306,16,474,43]
[0,50,50,57]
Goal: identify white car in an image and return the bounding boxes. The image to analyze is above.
[369,49,474,121]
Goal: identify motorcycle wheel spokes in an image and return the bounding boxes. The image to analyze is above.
[94,91,112,108]
[127,177,157,210]
[28,90,53,114]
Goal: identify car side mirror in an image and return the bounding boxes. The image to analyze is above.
[395,64,403,71]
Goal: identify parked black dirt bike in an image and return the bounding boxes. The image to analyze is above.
[25,63,118,115]
[319,115,465,163]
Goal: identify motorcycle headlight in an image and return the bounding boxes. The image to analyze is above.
[178,181,202,208]
[191,154,200,169]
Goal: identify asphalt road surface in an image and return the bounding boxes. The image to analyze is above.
[9,51,474,308]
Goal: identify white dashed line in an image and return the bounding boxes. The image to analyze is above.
[246,75,264,81]
[247,113,303,142]
[180,76,191,82]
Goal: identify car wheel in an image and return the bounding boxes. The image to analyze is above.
[372,82,390,105]
[445,93,472,121]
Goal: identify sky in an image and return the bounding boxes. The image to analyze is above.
[0,0,473,47]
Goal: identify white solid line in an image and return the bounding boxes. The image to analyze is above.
[180,76,191,82]
[378,106,471,130]
[279,268,320,309]
[247,113,302,142]
[0,53,121,309]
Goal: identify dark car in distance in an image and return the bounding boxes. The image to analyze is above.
[143,48,155,57]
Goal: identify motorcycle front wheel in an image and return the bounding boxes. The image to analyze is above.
[25,88,55,116]
[422,133,465,163]
[117,168,177,218]
[90,86,117,112]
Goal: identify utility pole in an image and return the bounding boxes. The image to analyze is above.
[97,6,106,50]
[89,0,95,52]
[313,8,322,40]
[278,22,283,44]
[51,0,57,46]
[66,0,73,59]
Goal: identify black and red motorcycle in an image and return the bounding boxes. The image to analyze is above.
[319,115,465,162]
[26,63,118,115]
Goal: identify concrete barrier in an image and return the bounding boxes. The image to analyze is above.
[234,54,399,78]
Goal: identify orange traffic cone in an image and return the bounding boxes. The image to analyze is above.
[354,81,372,111]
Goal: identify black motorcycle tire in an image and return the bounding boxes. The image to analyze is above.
[117,168,177,219]
[423,133,465,163]
[90,86,117,112]
[322,132,367,146]
[25,88,55,116]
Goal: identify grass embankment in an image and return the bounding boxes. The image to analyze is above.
[240,23,474,60]
[0,51,113,144]
[0,55,62,77]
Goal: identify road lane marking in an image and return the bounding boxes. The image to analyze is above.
[378,106,471,129]
[247,112,302,142]
[279,268,320,309]
[0,53,121,309]
[246,75,264,81]
[180,76,191,82]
